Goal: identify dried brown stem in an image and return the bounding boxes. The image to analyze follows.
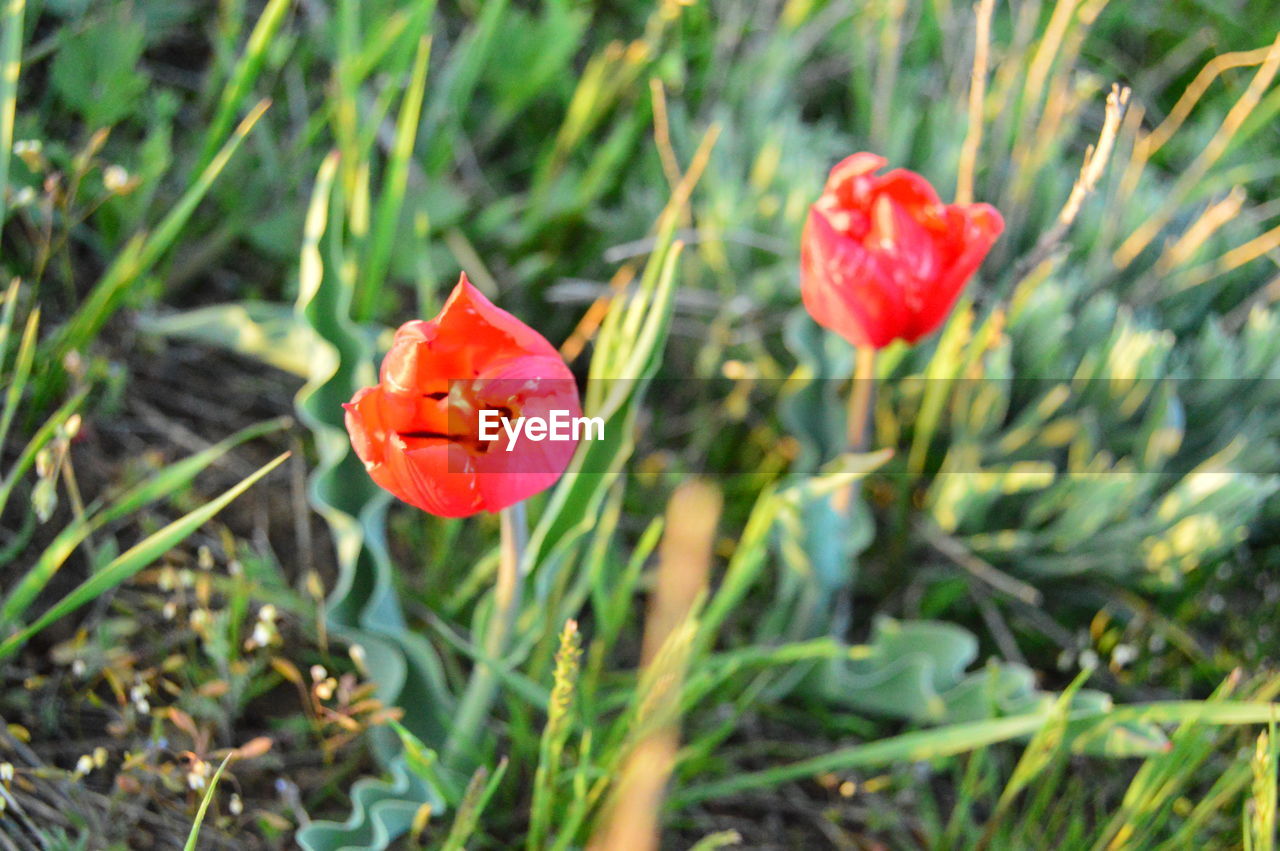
[955,0,997,206]
[1013,84,1130,283]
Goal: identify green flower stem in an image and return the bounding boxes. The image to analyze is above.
[443,500,528,770]
[847,346,877,452]
[833,346,877,518]
[832,345,877,637]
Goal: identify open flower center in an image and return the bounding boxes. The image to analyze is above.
[395,384,520,456]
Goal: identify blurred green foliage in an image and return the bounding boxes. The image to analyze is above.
[3,0,1280,847]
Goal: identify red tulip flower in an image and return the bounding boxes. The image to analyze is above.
[800,153,1004,349]
[343,274,581,518]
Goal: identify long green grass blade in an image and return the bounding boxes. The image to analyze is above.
[0,451,288,661]
[0,305,37,462]
[0,388,86,518]
[184,754,233,851]
[0,278,20,362]
[332,0,363,209]
[977,670,1090,846]
[1159,758,1253,849]
[1094,672,1258,849]
[195,0,291,172]
[421,0,500,170]
[522,239,684,580]
[389,718,460,806]
[439,758,509,851]
[0,417,288,627]
[54,99,271,362]
[355,34,431,321]
[0,0,25,233]
[672,700,1280,808]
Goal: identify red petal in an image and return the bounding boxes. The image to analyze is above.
[865,195,944,303]
[801,208,906,349]
[826,153,889,191]
[901,203,1004,343]
[351,272,581,517]
[802,155,1007,349]
[344,386,390,467]
[874,169,944,223]
[469,358,581,511]
[399,442,485,517]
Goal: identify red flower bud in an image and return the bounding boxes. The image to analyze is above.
[800,153,1004,349]
[343,274,581,518]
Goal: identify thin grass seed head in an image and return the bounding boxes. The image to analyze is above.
[550,619,583,718]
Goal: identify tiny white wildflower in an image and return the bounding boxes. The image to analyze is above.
[62,351,83,376]
[102,164,130,193]
[185,757,210,791]
[250,621,274,649]
[13,140,45,171]
[35,447,54,479]
[349,644,368,675]
[1111,644,1138,668]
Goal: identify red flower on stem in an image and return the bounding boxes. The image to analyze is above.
[343,274,580,518]
[800,153,1005,349]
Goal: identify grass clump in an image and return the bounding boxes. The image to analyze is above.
[2,0,1280,848]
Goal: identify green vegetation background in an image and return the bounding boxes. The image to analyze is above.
[2,0,1280,847]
